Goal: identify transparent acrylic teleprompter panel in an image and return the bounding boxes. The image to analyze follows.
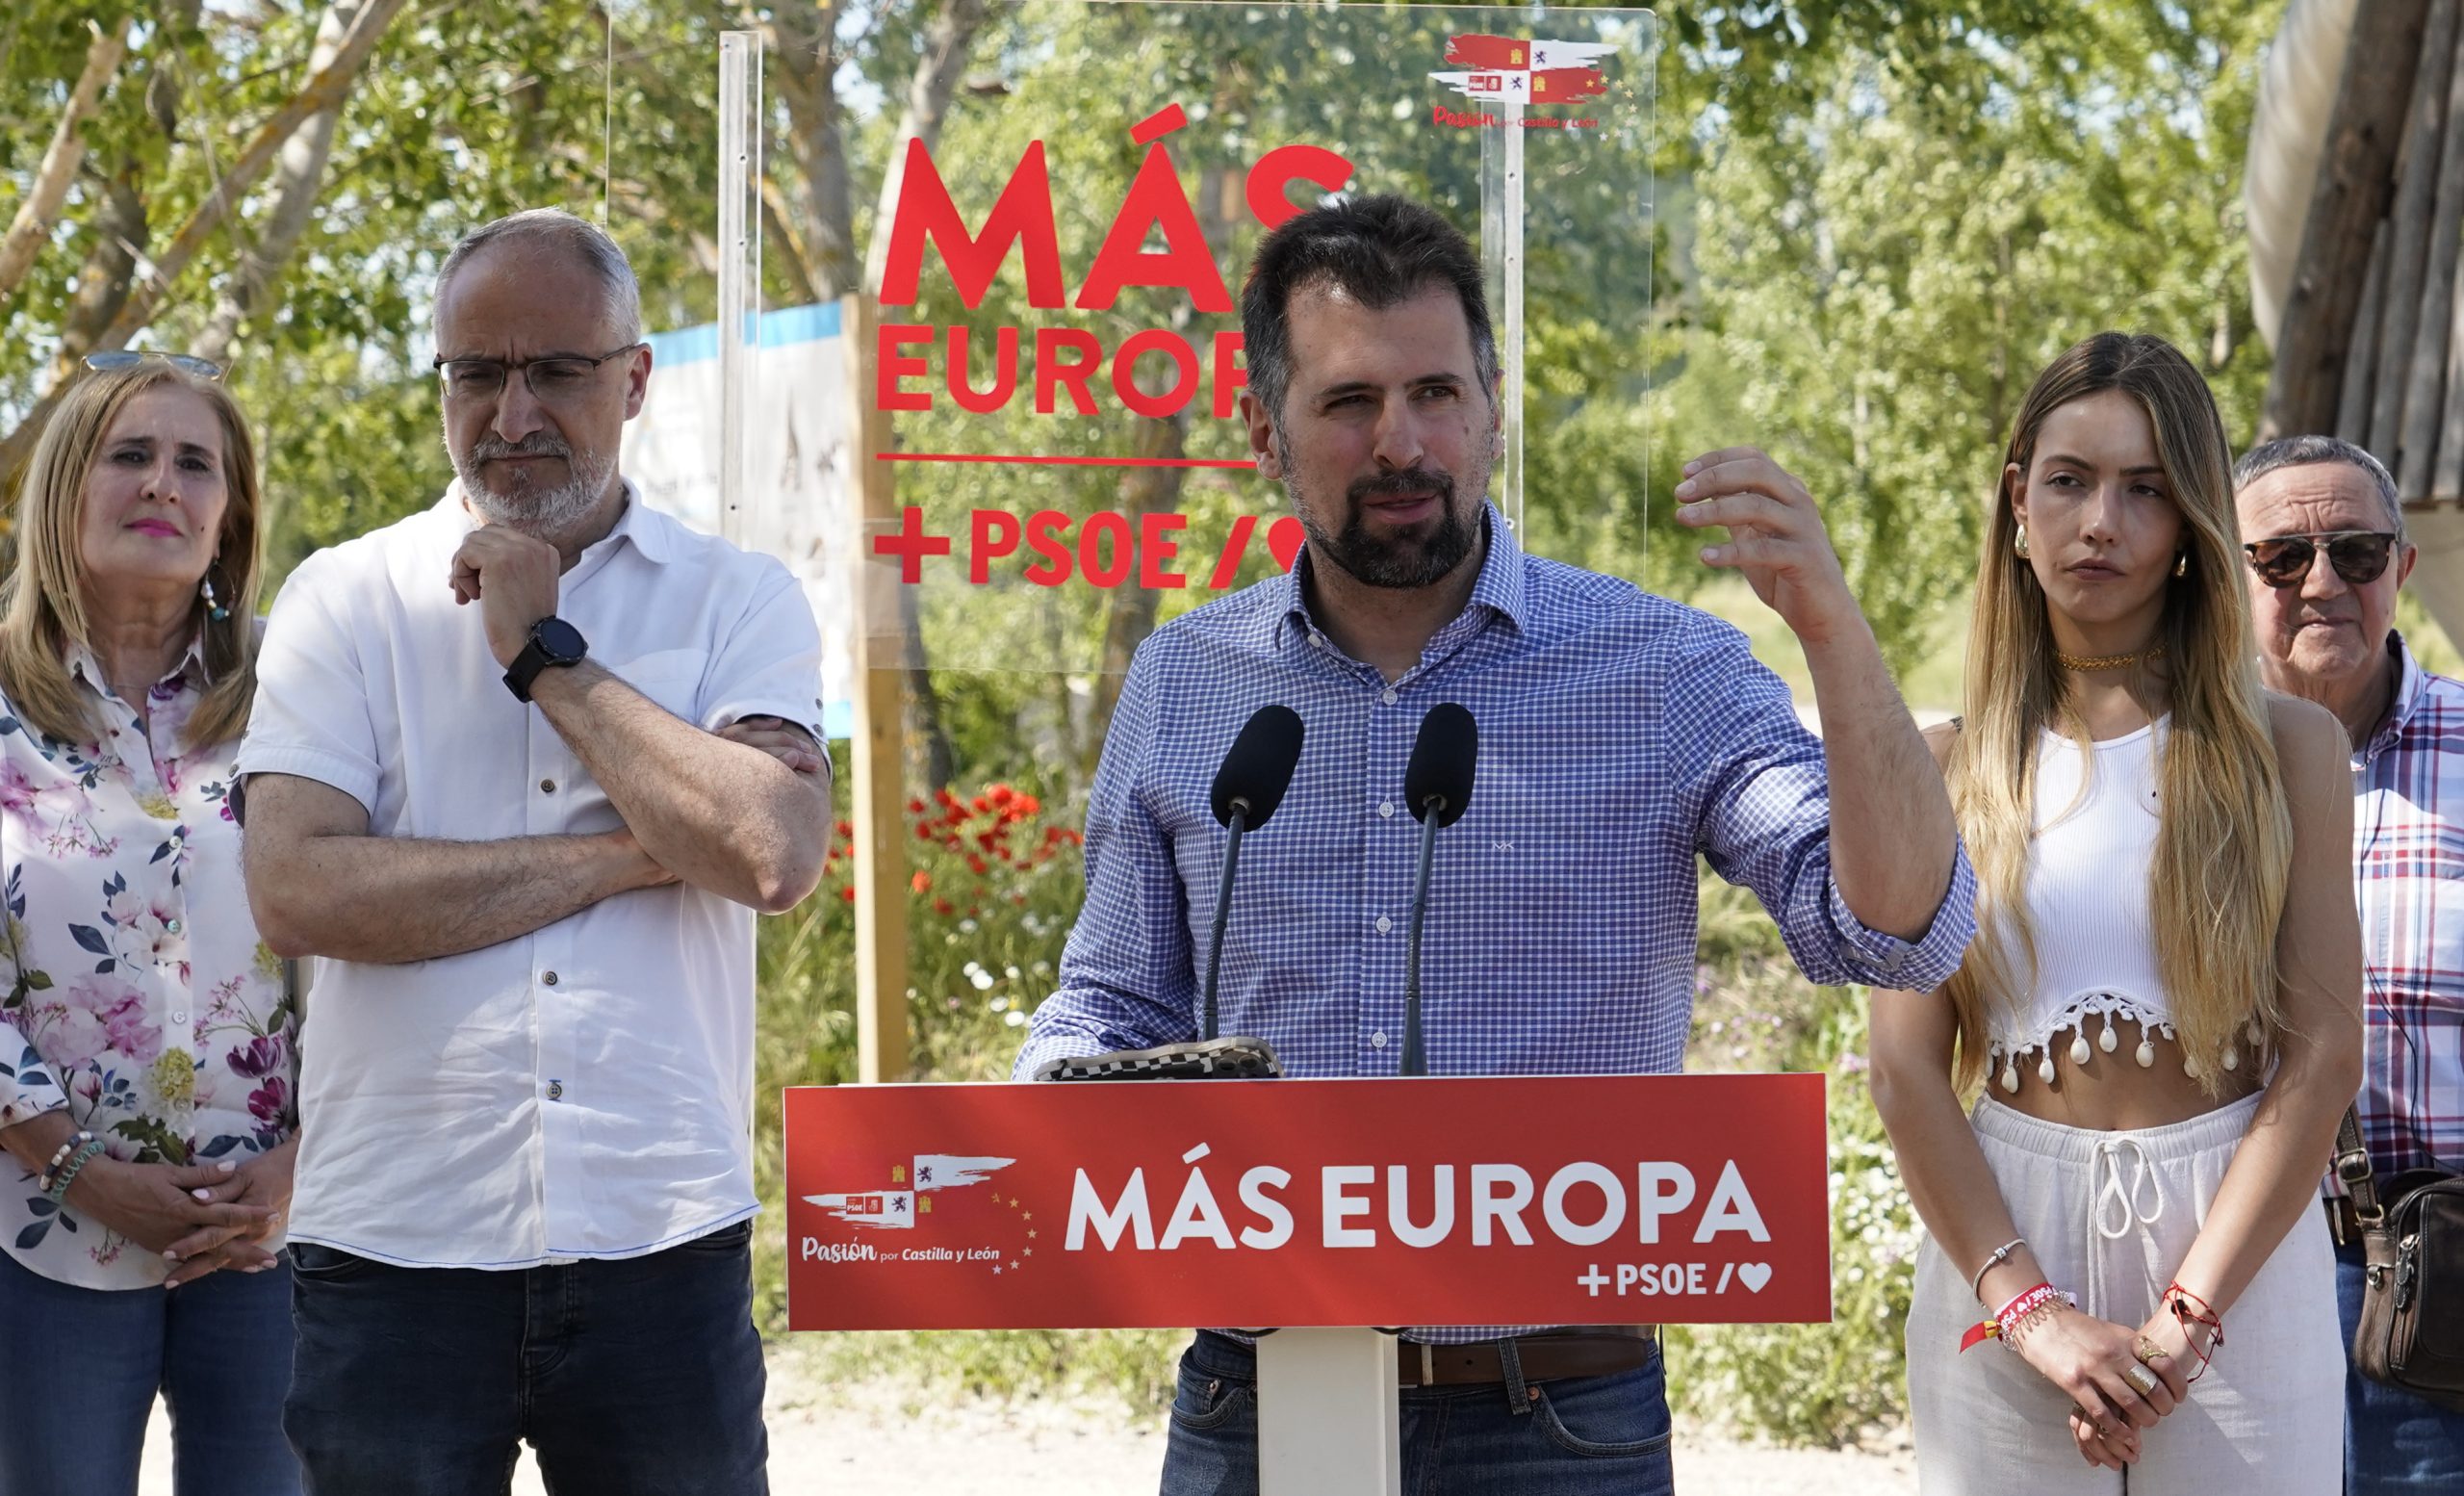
[799,1,1658,681]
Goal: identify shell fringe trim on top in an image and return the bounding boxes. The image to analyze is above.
[1987,991,2268,1094]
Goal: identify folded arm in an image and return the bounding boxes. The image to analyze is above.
[241,772,673,963]
[528,662,829,914]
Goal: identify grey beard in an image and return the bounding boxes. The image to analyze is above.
[453,445,615,538]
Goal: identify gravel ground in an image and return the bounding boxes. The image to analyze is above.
[140,1342,1918,1494]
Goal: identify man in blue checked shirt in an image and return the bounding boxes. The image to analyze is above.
[1014,194,1976,1496]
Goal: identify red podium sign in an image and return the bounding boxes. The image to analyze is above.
[783,1073,1832,1330]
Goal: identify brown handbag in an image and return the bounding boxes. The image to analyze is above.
[2338,1108,2464,1413]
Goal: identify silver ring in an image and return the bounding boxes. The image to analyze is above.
[2122,1362,2160,1396]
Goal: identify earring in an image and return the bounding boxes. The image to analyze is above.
[2173,552,2188,579]
[2013,528,2031,558]
[200,573,230,623]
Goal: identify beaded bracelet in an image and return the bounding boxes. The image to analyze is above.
[35,1129,95,1195]
[43,1138,107,1205]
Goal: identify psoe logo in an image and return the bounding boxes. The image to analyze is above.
[1429,34,1615,107]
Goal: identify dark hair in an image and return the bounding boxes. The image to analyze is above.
[2232,434,2404,542]
[1239,194,1500,421]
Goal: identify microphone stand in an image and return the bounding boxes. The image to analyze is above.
[1400,796,1444,1077]
[1201,798,1251,1042]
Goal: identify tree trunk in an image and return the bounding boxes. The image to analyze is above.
[861,0,1000,296]
[2262,0,2436,442]
[865,0,1006,792]
[0,15,132,302]
[191,0,366,367]
[769,2,860,297]
[0,0,404,485]
[0,168,148,497]
[98,0,408,349]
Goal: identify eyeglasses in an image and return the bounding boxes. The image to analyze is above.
[2244,530,2400,588]
[432,344,644,403]
[83,349,223,380]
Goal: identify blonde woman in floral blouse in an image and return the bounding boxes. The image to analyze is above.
[0,357,299,1496]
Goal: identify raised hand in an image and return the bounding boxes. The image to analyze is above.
[449,523,563,667]
[1674,446,1861,647]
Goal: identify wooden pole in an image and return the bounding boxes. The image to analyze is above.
[843,294,911,1083]
[2261,0,2435,443]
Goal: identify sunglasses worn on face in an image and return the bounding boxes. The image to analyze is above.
[2244,530,2398,588]
[83,349,224,380]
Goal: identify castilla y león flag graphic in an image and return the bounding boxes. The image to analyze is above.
[1431,34,1614,105]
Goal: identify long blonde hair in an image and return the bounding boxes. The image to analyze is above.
[0,363,264,751]
[1942,332,2290,1095]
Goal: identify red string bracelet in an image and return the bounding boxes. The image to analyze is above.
[2164,1281,2224,1382]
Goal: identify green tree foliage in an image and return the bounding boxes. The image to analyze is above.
[2,0,2299,1443]
[1653,1,2279,665]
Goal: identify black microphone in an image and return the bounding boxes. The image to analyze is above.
[1400,703,1477,1075]
[1200,705,1305,1040]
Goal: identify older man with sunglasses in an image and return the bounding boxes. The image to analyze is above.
[2234,435,2464,1494]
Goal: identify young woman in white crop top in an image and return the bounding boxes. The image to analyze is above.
[1871,333,2363,1492]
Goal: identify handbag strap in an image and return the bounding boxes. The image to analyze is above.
[2338,1105,2385,1228]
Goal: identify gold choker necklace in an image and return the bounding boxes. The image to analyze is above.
[2056,644,2164,672]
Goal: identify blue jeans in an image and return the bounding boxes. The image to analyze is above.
[2338,1235,2464,1493]
[283,1219,767,1496]
[0,1245,298,1496]
[1159,1330,1674,1496]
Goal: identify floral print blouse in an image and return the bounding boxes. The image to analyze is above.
[0,637,297,1289]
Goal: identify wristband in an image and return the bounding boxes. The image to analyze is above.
[43,1138,107,1205]
[1961,1280,2064,1352]
[35,1129,95,1195]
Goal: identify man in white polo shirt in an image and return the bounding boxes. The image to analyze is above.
[237,209,830,1494]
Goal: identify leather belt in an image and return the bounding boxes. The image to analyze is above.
[1399,1328,1657,1387]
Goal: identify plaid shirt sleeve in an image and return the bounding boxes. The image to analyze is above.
[1677,610,1976,993]
[2348,642,2464,1180]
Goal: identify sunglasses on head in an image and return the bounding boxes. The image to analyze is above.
[82,349,224,381]
[2243,530,2398,588]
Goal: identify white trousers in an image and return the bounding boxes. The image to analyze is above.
[1904,1092,2342,1494]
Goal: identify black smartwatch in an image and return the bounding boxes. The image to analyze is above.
[503,616,588,703]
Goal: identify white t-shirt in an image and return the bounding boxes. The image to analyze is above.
[237,483,828,1268]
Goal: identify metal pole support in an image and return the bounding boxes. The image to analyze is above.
[1256,1328,1402,1496]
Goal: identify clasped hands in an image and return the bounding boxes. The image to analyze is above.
[2013,1301,2204,1468]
